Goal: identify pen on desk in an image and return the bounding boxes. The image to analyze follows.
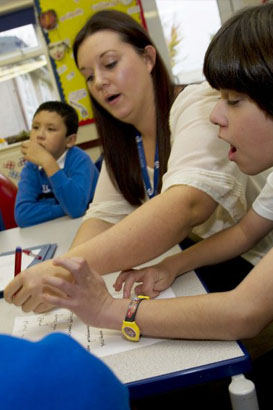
[22,249,42,260]
[14,247,22,277]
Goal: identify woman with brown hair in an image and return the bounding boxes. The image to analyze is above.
[5,8,271,317]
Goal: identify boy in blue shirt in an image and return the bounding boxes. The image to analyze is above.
[15,101,98,227]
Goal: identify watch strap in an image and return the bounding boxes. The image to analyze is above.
[125,295,149,323]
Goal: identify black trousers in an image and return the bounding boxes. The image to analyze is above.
[250,349,273,410]
[179,237,254,292]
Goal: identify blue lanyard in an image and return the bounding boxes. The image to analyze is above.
[135,133,159,199]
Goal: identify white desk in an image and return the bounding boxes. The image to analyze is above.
[0,217,257,408]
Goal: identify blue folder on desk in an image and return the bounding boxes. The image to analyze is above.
[25,244,57,267]
[0,243,57,298]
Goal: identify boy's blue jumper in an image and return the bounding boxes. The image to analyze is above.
[15,146,98,227]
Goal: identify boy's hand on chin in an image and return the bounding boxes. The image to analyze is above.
[21,141,53,167]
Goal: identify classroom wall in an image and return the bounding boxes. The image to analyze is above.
[0,0,171,176]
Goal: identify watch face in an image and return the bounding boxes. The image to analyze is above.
[123,326,137,338]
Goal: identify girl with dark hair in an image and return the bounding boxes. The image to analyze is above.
[5,8,272,325]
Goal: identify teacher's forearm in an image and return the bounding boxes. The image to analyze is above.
[66,186,217,274]
[70,218,113,249]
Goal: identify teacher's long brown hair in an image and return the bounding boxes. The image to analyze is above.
[73,9,174,205]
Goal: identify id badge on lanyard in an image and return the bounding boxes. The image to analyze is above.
[135,133,159,199]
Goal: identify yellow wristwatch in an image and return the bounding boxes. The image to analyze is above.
[122,295,149,342]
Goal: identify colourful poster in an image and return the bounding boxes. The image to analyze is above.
[34,0,146,125]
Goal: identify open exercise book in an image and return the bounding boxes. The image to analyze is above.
[3,244,181,357]
[11,286,176,358]
[0,244,57,298]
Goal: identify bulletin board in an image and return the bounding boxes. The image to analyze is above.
[33,0,146,126]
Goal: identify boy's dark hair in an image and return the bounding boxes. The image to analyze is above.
[33,101,79,136]
[73,9,174,206]
[203,3,273,117]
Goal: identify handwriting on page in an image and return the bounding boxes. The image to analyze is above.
[13,288,175,357]
[13,309,161,357]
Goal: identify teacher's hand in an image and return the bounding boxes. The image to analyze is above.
[4,259,72,313]
[113,262,177,299]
